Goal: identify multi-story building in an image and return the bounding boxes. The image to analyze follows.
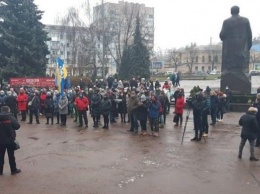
[93,1,154,75]
[44,25,93,77]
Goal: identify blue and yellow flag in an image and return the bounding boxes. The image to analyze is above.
[55,58,68,95]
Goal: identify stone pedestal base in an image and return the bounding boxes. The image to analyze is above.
[220,71,251,94]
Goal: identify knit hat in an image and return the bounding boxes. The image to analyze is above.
[141,94,146,102]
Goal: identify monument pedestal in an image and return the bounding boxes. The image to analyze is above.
[220,70,251,94]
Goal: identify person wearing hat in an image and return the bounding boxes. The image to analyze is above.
[137,95,148,135]
[238,107,259,161]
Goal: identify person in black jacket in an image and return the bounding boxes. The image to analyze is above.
[0,106,21,175]
[101,94,111,129]
[5,91,18,119]
[238,107,259,161]
[27,91,41,124]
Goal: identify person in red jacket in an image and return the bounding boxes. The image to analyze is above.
[162,81,171,91]
[17,88,28,121]
[74,92,89,128]
[174,93,185,126]
[39,89,47,115]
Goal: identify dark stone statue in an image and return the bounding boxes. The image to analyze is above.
[220,6,252,94]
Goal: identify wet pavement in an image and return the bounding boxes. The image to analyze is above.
[0,112,260,194]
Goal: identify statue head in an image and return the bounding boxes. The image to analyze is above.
[231,6,239,15]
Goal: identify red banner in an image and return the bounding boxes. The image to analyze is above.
[10,78,55,87]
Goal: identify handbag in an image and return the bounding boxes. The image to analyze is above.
[28,96,35,106]
[173,114,178,123]
[12,140,20,150]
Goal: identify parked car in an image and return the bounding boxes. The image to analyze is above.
[249,70,260,76]
[210,70,221,75]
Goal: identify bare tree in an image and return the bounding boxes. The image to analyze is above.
[185,43,198,73]
[166,48,183,71]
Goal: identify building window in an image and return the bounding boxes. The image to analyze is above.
[149,14,154,19]
[208,55,212,62]
[60,51,63,55]
[52,51,57,55]
[60,33,63,39]
[202,56,205,63]
[195,56,198,63]
[67,43,70,47]
[67,51,70,56]
[195,66,198,71]
[208,66,211,71]
[202,66,205,71]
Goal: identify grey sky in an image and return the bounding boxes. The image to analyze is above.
[34,0,260,50]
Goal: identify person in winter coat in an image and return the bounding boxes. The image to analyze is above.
[74,92,89,128]
[138,95,148,135]
[44,92,54,125]
[127,91,139,133]
[101,94,112,129]
[5,91,18,119]
[27,91,40,124]
[238,107,259,161]
[53,91,60,124]
[117,90,127,123]
[39,89,47,115]
[17,88,28,121]
[0,106,21,175]
[190,92,205,141]
[59,94,68,126]
[148,95,160,137]
[210,91,219,126]
[91,89,102,128]
[174,93,185,126]
[217,92,226,121]
[202,92,211,136]
[253,93,260,147]
[0,90,7,110]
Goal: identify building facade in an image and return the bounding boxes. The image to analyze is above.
[93,1,154,75]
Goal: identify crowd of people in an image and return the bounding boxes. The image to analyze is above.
[1,75,260,176]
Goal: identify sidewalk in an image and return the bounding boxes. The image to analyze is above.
[0,112,259,194]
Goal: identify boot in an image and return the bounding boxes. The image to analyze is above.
[250,157,259,161]
[191,137,198,141]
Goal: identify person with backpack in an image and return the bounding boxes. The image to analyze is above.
[44,91,54,125]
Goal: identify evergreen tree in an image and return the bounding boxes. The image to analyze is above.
[129,16,150,79]
[0,0,49,80]
[118,46,131,79]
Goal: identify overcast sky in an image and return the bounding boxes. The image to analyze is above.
[34,0,260,50]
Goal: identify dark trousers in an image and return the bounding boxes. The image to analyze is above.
[149,117,159,132]
[29,109,39,123]
[46,116,53,124]
[103,115,109,127]
[175,113,183,125]
[55,112,60,124]
[78,110,88,126]
[211,108,217,125]
[60,114,67,125]
[202,113,209,134]
[239,138,255,158]
[0,144,17,173]
[21,110,26,121]
[93,116,99,127]
[120,113,126,122]
[193,114,202,138]
[130,114,139,132]
[140,119,147,131]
